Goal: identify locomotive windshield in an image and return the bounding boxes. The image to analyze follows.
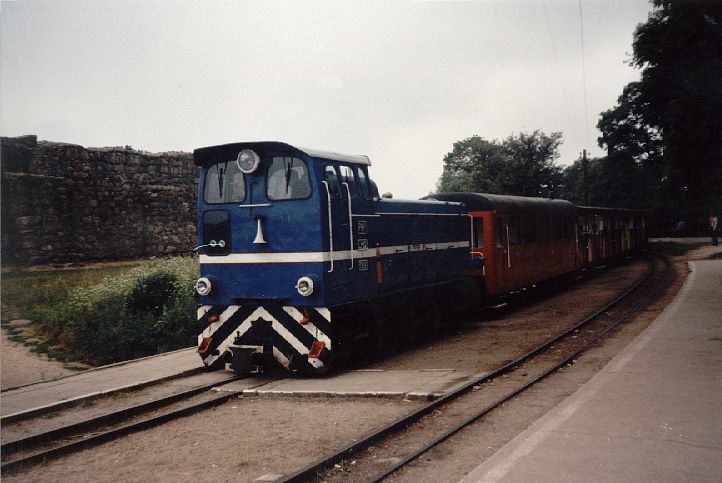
[204,160,245,204]
[267,157,312,200]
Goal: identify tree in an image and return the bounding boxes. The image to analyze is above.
[501,131,565,198]
[600,0,722,230]
[436,130,564,198]
[561,152,651,209]
[436,136,504,193]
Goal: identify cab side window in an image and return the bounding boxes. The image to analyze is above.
[356,168,373,200]
[323,165,340,197]
[339,165,357,196]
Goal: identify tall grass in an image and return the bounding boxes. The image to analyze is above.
[2,257,199,365]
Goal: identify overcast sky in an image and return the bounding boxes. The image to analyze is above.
[1,0,652,198]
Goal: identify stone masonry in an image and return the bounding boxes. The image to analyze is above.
[1,135,198,265]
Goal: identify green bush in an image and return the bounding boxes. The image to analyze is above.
[127,272,178,316]
[46,257,199,365]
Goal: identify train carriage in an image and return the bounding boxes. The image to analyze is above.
[428,193,579,298]
[192,141,648,375]
[193,142,470,374]
[577,206,647,265]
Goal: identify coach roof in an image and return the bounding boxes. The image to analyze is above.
[194,141,370,166]
[427,192,577,216]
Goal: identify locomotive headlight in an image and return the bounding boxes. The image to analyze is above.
[236,149,260,174]
[295,276,315,297]
[195,277,213,296]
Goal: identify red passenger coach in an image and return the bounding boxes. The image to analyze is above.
[577,206,647,265]
[430,193,579,298]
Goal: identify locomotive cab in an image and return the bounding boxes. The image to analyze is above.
[195,142,375,308]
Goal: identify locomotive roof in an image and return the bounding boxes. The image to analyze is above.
[194,141,370,166]
[427,192,577,216]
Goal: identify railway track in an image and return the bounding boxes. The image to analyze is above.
[0,349,203,425]
[0,373,242,474]
[281,254,672,482]
[1,255,671,480]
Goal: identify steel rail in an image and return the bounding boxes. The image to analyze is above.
[1,375,241,458]
[0,377,242,474]
[281,254,668,482]
[368,253,672,482]
[0,366,205,424]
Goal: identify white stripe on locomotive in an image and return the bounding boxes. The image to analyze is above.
[282,306,332,350]
[198,240,470,265]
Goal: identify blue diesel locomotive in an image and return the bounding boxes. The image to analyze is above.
[194,142,472,374]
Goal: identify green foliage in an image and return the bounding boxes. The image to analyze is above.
[436,131,564,198]
[561,152,658,207]
[127,272,177,317]
[1,264,139,326]
[10,257,200,365]
[599,0,722,231]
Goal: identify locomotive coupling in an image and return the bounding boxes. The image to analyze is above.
[229,344,263,374]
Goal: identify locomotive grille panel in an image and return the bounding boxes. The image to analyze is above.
[197,304,333,373]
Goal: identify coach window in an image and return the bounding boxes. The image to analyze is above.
[204,160,245,204]
[339,165,357,196]
[472,217,484,248]
[523,216,537,243]
[495,218,504,247]
[267,157,312,200]
[550,217,562,239]
[356,168,372,200]
[323,165,340,197]
[563,219,573,238]
[538,216,550,241]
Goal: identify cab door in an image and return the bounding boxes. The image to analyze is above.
[321,164,345,276]
[338,165,375,299]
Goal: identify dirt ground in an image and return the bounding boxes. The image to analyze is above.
[2,245,719,482]
[1,321,76,391]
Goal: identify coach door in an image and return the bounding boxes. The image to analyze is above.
[492,215,511,294]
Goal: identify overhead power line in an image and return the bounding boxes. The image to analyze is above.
[578,0,590,148]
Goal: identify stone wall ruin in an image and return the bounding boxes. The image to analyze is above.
[1,135,198,266]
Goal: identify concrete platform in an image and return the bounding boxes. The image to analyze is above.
[460,260,722,483]
[1,344,482,422]
[0,347,201,420]
[214,369,483,400]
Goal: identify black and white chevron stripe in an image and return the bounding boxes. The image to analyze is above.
[197,304,332,372]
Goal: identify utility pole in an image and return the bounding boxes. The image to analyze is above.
[582,149,589,206]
